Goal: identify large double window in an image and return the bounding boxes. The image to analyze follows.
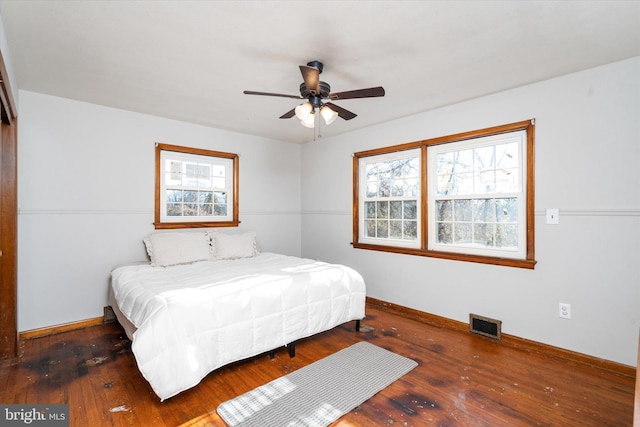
[154,144,239,229]
[353,120,535,268]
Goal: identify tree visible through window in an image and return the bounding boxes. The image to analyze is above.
[155,143,239,229]
[429,132,526,259]
[353,120,536,269]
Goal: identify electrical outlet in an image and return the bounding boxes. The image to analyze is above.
[559,302,571,319]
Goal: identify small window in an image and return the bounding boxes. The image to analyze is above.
[155,143,239,229]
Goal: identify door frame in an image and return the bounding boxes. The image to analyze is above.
[0,48,19,359]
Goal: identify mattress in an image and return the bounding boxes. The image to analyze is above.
[110,252,366,400]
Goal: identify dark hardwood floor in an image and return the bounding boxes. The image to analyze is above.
[1,302,635,426]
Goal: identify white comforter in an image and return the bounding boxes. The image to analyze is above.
[110,253,366,400]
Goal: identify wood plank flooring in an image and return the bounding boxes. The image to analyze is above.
[1,302,635,426]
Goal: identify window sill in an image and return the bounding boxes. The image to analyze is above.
[352,242,537,269]
[154,220,240,230]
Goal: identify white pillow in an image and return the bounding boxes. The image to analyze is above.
[143,231,214,267]
[210,231,259,260]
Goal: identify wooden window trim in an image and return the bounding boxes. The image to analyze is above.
[353,120,536,269]
[154,143,240,229]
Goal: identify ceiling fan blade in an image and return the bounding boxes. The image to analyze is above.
[299,65,320,95]
[325,102,357,121]
[279,108,296,119]
[329,86,385,100]
[244,90,302,100]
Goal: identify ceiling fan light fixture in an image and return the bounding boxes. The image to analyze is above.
[295,102,313,121]
[320,105,338,125]
[300,112,315,128]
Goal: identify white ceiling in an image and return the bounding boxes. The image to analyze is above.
[1,1,639,144]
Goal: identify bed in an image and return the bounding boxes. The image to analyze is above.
[109,230,366,401]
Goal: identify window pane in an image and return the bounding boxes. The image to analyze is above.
[166,160,182,186]
[212,177,226,189]
[166,203,182,216]
[495,167,519,193]
[366,164,378,197]
[436,152,454,175]
[365,220,376,237]
[436,174,452,195]
[404,201,417,219]
[198,176,212,188]
[475,169,496,194]
[166,189,182,202]
[184,190,197,203]
[376,220,388,238]
[391,179,404,197]
[496,224,518,248]
[379,179,391,197]
[214,204,227,216]
[389,221,403,239]
[366,179,378,198]
[436,200,452,221]
[473,223,494,247]
[473,199,496,222]
[496,142,518,168]
[214,191,227,204]
[390,201,402,219]
[199,204,212,216]
[496,198,518,222]
[184,203,198,216]
[454,199,472,222]
[404,221,417,240]
[454,223,472,244]
[376,201,389,219]
[437,222,452,244]
[365,201,376,218]
[474,146,495,170]
[199,191,212,203]
[453,172,474,194]
[404,177,419,197]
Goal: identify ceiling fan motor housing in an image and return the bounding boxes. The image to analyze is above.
[299,81,331,98]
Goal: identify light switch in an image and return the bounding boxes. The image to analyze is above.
[546,208,559,224]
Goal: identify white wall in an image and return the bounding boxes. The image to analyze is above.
[17,90,301,332]
[301,57,640,366]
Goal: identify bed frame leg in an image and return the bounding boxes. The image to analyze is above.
[269,350,275,359]
[356,319,361,331]
[288,342,296,358]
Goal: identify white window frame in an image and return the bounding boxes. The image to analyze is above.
[358,148,422,249]
[427,130,527,259]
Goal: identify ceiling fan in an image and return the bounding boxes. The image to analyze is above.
[243,60,385,128]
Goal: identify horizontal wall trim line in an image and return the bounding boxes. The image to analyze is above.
[534,209,640,217]
[18,208,640,217]
[302,210,351,216]
[242,210,301,216]
[303,209,640,217]
[18,208,301,216]
[19,209,152,215]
